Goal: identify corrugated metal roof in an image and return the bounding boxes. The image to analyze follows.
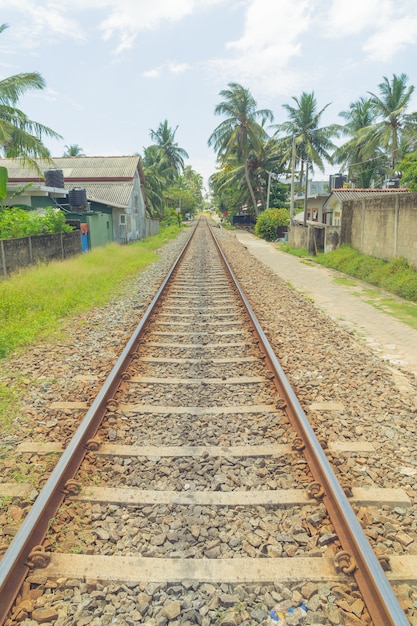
[323,187,410,209]
[330,188,410,201]
[75,183,133,208]
[0,156,140,181]
[0,156,142,209]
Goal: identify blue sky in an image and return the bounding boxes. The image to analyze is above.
[1,0,417,189]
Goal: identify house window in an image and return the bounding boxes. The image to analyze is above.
[119,214,126,226]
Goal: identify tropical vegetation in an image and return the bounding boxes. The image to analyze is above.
[315,245,417,303]
[208,83,274,217]
[0,206,72,239]
[254,208,290,241]
[63,144,85,157]
[0,24,61,168]
[207,74,417,225]
[397,151,417,190]
[0,226,181,359]
[139,120,204,222]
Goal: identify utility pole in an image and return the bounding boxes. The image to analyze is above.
[266,171,272,211]
[290,137,296,222]
[303,160,309,227]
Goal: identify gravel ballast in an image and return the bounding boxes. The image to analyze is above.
[2,224,417,625]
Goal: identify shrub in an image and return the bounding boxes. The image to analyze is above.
[316,245,417,303]
[0,206,72,239]
[255,208,290,241]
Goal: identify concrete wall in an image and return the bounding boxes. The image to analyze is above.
[288,223,308,249]
[288,223,340,255]
[341,193,417,266]
[0,231,81,278]
[145,218,160,237]
[324,226,340,253]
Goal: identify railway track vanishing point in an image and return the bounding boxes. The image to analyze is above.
[0,218,412,625]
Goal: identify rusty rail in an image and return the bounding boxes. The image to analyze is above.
[0,219,409,625]
[209,223,408,626]
[0,224,197,624]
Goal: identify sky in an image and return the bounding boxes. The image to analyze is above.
[1,0,417,191]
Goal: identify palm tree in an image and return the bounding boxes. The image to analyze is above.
[273,92,337,194]
[0,24,62,166]
[141,145,169,218]
[334,97,387,187]
[218,137,285,212]
[208,82,273,216]
[182,165,204,208]
[362,73,417,172]
[149,120,189,176]
[63,144,85,156]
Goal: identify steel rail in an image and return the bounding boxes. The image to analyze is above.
[209,222,409,626]
[0,224,197,624]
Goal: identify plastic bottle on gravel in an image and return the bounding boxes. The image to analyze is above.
[267,603,308,625]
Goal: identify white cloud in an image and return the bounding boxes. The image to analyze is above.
[324,0,381,37]
[0,1,85,48]
[0,0,228,52]
[363,16,417,61]
[143,67,161,79]
[143,60,190,79]
[98,0,227,52]
[207,0,312,97]
[324,0,417,61]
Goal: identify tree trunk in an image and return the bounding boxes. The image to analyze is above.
[244,162,258,216]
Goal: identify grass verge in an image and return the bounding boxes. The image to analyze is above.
[313,245,417,302]
[278,242,417,326]
[0,224,183,359]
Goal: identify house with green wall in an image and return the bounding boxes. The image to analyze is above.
[0,155,159,248]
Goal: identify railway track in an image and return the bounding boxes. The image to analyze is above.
[0,219,413,625]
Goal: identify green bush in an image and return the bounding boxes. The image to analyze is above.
[0,206,72,239]
[255,208,290,241]
[316,245,417,302]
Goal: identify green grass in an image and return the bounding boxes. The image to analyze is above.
[279,243,417,303]
[314,245,417,301]
[363,296,417,330]
[278,242,417,327]
[332,277,359,287]
[278,242,309,258]
[0,381,19,449]
[0,225,182,359]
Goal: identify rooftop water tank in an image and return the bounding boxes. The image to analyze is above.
[69,187,88,209]
[44,168,65,188]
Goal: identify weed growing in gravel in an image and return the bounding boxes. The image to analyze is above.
[0,380,19,436]
[0,225,182,359]
[0,496,12,509]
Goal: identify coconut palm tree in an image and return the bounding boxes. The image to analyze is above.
[217,137,285,212]
[334,97,387,187]
[208,82,273,216]
[0,24,61,166]
[273,92,337,194]
[362,73,417,172]
[63,144,85,156]
[141,145,169,218]
[149,120,189,176]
